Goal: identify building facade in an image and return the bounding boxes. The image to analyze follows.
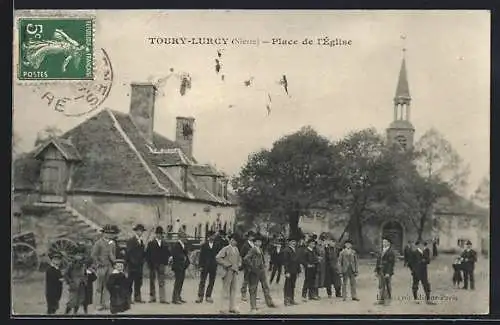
[13,83,237,240]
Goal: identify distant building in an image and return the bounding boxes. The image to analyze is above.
[13,83,237,238]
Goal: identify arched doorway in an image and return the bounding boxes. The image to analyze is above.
[381,221,404,253]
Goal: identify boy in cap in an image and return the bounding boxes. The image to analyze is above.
[338,239,359,301]
[216,233,242,314]
[106,259,131,314]
[243,233,276,312]
[460,240,477,290]
[126,224,146,303]
[145,226,171,303]
[45,251,64,314]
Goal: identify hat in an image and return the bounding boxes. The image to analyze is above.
[219,229,226,236]
[246,230,256,238]
[382,237,392,244]
[155,226,164,234]
[287,235,298,242]
[133,224,146,231]
[113,259,126,266]
[307,238,316,244]
[101,224,120,235]
[466,240,472,245]
[207,230,216,237]
[311,234,318,240]
[319,233,328,241]
[344,239,353,244]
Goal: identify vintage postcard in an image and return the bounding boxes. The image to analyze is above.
[11,10,490,316]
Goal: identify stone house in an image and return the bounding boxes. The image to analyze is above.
[13,83,237,240]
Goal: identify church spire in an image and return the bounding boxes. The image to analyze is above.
[394,49,411,105]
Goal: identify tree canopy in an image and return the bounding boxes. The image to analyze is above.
[233,125,469,249]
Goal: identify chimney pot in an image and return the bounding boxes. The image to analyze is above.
[176,116,195,157]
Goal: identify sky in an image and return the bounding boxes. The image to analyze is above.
[12,10,490,195]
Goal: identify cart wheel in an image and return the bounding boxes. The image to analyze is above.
[49,238,77,270]
[12,243,39,280]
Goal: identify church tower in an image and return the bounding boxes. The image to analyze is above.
[386,49,415,150]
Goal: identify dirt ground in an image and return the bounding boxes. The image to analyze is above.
[11,254,489,315]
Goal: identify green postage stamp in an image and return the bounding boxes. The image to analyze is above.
[17,18,94,80]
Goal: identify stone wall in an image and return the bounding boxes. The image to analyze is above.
[69,193,236,238]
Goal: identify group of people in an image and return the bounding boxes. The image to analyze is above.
[45,222,479,315]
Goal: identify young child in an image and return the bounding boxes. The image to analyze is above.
[106,259,131,315]
[45,251,64,314]
[82,261,97,314]
[452,255,463,288]
[64,246,90,314]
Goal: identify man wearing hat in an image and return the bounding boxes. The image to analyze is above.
[126,224,146,303]
[171,231,191,304]
[243,233,276,312]
[145,226,171,303]
[412,240,435,304]
[239,230,256,301]
[460,240,477,290]
[45,251,64,314]
[374,237,395,305]
[269,239,284,285]
[196,230,219,303]
[216,233,242,314]
[282,235,301,306]
[302,238,320,301]
[91,224,119,311]
[338,239,359,301]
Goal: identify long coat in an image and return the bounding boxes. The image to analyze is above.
[125,236,146,272]
[374,247,396,276]
[323,245,340,286]
[314,245,327,288]
[106,271,131,314]
[170,242,190,272]
[64,259,88,308]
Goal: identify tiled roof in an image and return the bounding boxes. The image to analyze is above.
[435,192,488,217]
[14,108,235,205]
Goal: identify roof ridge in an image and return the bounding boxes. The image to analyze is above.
[106,110,169,195]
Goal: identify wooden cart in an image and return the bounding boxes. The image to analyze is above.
[12,231,40,280]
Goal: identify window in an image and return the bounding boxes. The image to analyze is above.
[40,165,62,195]
[457,238,470,248]
[396,135,407,150]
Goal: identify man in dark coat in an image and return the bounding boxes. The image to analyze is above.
[302,238,320,301]
[324,236,341,298]
[145,226,171,304]
[126,224,146,303]
[196,231,219,303]
[239,230,255,301]
[460,240,478,290]
[171,232,191,304]
[374,237,396,305]
[45,251,64,314]
[243,233,276,312]
[269,239,284,284]
[403,240,414,268]
[412,241,435,305]
[282,236,301,306]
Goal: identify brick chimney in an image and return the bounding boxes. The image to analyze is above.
[129,83,156,144]
[176,116,195,157]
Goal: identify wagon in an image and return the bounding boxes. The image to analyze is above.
[12,231,40,280]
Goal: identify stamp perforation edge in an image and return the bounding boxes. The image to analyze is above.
[14,15,97,85]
